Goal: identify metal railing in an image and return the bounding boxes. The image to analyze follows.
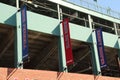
[1,0,118,34]
[66,0,120,19]
[21,0,117,34]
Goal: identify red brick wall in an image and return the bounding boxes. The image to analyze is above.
[0,68,119,80]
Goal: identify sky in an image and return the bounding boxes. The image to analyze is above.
[69,0,120,13]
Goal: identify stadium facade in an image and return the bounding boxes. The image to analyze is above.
[0,0,120,79]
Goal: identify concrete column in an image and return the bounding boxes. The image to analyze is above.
[90,30,101,75]
[14,8,23,68]
[117,38,120,66]
[88,14,101,75]
[114,23,118,35]
[88,15,93,29]
[16,0,19,8]
[57,4,67,72]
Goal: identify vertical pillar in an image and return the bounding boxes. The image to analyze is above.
[117,38,120,72]
[57,4,67,72]
[14,0,23,68]
[16,0,19,8]
[84,18,87,27]
[88,15,93,29]
[116,22,120,65]
[91,31,101,75]
[117,38,120,66]
[114,23,118,35]
[88,14,101,75]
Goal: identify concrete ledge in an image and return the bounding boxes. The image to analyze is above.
[0,67,119,80]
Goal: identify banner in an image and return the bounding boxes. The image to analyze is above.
[95,28,107,68]
[62,18,74,66]
[21,5,28,61]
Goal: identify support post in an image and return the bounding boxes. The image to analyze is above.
[117,38,120,69]
[16,0,19,8]
[88,14,101,75]
[114,23,118,35]
[14,0,23,68]
[57,4,67,72]
[91,31,101,75]
[88,15,93,29]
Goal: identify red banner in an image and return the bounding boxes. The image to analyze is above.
[62,18,74,66]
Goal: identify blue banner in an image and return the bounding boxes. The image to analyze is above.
[95,28,107,68]
[21,5,28,61]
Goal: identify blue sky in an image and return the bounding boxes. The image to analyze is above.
[69,0,120,13]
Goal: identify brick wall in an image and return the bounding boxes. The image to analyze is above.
[0,68,119,80]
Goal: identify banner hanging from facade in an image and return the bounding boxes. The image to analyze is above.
[62,18,74,66]
[21,5,29,61]
[95,28,107,68]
